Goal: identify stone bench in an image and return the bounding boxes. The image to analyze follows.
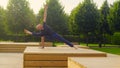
[68,57,120,68]
[0,42,53,52]
[57,45,89,49]
[24,47,107,68]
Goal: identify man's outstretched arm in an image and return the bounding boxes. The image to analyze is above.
[24,29,42,36]
[24,29,32,35]
[43,4,48,23]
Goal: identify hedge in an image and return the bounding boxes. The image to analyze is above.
[111,32,120,45]
[1,33,119,45]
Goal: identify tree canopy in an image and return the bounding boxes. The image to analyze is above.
[0,6,7,36]
[108,0,120,32]
[46,0,69,35]
[7,0,36,34]
[68,3,81,35]
[75,0,100,34]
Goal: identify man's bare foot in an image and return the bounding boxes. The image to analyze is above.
[73,46,78,49]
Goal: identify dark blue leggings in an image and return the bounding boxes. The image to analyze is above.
[51,33,73,47]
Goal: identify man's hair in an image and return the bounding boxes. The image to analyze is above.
[36,24,43,30]
[36,24,41,28]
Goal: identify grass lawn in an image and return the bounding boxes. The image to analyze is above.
[80,43,119,46]
[92,48,120,55]
[80,43,120,55]
[55,42,120,55]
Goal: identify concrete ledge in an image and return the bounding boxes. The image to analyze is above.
[0,42,52,52]
[68,57,120,68]
[57,45,89,49]
[24,47,107,68]
[24,67,67,68]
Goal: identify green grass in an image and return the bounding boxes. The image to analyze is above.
[55,42,64,45]
[80,43,119,46]
[92,48,120,55]
[55,43,120,55]
[55,42,120,55]
[80,43,120,55]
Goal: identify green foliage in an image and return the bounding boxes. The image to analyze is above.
[75,0,100,34]
[108,0,120,32]
[0,6,7,37]
[46,0,69,35]
[6,0,36,34]
[68,3,81,35]
[69,0,100,45]
[112,32,120,45]
[63,35,80,42]
[97,0,112,47]
[100,0,109,22]
[92,48,120,55]
[37,8,44,24]
[100,0,111,34]
[104,34,112,43]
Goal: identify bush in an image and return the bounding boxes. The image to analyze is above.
[63,35,82,42]
[104,34,112,44]
[111,32,120,45]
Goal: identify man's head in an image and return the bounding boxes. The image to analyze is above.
[36,24,43,30]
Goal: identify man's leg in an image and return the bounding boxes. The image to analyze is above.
[52,33,74,47]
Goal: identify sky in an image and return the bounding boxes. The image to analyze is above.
[0,0,114,14]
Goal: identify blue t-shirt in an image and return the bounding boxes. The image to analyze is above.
[32,23,55,37]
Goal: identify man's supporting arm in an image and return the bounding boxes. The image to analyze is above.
[41,36,45,48]
[40,4,48,48]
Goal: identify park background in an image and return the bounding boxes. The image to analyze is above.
[0,0,120,55]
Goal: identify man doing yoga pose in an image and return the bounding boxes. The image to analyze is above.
[24,4,77,49]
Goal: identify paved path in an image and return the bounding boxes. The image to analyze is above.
[0,53,23,68]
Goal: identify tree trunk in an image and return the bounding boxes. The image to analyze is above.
[86,33,89,46]
[99,41,102,48]
[79,35,81,45]
[103,33,106,46]
[98,34,103,48]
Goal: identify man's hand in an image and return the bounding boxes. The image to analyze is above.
[24,29,32,35]
[44,4,48,10]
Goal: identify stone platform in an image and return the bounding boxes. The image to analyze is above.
[24,47,107,68]
[57,45,89,49]
[68,57,120,68]
[0,42,52,52]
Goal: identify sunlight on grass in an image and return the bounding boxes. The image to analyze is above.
[92,48,120,55]
[80,43,119,46]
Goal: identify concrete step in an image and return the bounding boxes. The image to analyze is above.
[0,42,53,52]
[25,67,67,68]
[24,47,107,68]
[57,45,89,49]
[68,57,120,68]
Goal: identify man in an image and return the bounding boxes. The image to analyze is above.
[24,4,77,49]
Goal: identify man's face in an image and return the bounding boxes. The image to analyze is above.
[36,24,43,30]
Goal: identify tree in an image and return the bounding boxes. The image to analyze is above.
[75,0,100,46]
[7,0,36,35]
[0,6,7,37]
[37,8,44,24]
[99,0,112,47]
[108,0,120,32]
[46,0,69,35]
[69,3,81,35]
